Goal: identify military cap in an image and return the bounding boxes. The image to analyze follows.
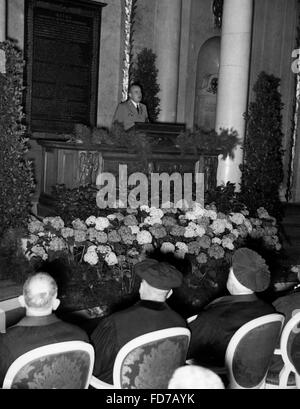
[134,259,183,290]
[232,248,271,292]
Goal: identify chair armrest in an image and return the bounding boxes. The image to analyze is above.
[89,376,114,389]
[187,315,198,324]
[278,365,293,388]
[296,373,300,389]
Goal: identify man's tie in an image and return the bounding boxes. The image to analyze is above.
[136,104,140,115]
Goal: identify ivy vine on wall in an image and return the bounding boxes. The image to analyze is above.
[0,41,35,237]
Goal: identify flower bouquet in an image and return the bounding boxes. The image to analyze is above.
[19,203,282,313]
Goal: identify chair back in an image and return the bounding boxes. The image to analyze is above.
[113,327,190,389]
[280,311,300,387]
[225,313,284,389]
[2,341,94,389]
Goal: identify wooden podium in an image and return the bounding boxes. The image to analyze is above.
[37,123,218,215]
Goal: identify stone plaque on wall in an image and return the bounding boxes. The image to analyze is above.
[25,0,106,134]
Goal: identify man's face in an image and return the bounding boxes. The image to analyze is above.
[139,279,146,298]
[129,86,142,103]
[226,268,235,294]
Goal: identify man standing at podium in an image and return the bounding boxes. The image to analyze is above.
[112,83,149,131]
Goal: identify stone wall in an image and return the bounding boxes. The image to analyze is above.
[132,0,156,57]
[97,0,123,128]
[182,0,220,129]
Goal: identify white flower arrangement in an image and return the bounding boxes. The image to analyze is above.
[84,248,99,266]
[94,217,110,231]
[22,206,281,272]
[161,242,176,254]
[144,216,163,226]
[229,213,245,225]
[211,219,227,235]
[105,252,118,266]
[140,205,150,213]
[129,225,140,235]
[136,230,153,245]
[85,216,97,226]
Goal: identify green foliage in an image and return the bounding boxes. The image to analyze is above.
[0,227,35,283]
[52,184,102,225]
[240,72,284,220]
[205,182,246,213]
[71,122,152,172]
[131,48,160,121]
[0,42,35,237]
[72,122,240,166]
[176,127,241,159]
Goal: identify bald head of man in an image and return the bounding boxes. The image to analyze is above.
[19,273,60,316]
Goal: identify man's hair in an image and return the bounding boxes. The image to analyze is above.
[23,272,58,310]
[168,365,225,389]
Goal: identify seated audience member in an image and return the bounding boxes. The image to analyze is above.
[0,272,89,385]
[168,365,225,389]
[91,259,186,384]
[187,247,275,367]
[272,268,300,322]
[267,271,300,378]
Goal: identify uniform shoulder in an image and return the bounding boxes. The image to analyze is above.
[113,303,140,318]
[119,100,130,107]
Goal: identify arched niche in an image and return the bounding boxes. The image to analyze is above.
[194,36,221,130]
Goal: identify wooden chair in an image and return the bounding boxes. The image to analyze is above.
[2,341,94,389]
[90,327,191,389]
[265,311,300,389]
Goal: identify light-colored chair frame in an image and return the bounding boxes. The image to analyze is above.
[2,341,95,389]
[187,314,198,324]
[90,327,191,389]
[225,313,284,389]
[267,311,300,389]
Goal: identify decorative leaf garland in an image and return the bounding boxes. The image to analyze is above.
[122,0,135,101]
[176,127,241,159]
[70,122,240,162]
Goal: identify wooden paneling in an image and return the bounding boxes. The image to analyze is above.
[38,139,219,213]
[43,148,58,194]
[57,149,79,188]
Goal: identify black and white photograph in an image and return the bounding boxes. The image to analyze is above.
[0,0,299,392]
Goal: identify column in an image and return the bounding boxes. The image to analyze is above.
[215,0,253,188]
[154,0,181,122]
[0,0,6,42]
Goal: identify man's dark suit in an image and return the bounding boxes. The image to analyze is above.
[91,300,186,384]
[113,99,148,130]
[0,314,89,385]
[188,294,275,367]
